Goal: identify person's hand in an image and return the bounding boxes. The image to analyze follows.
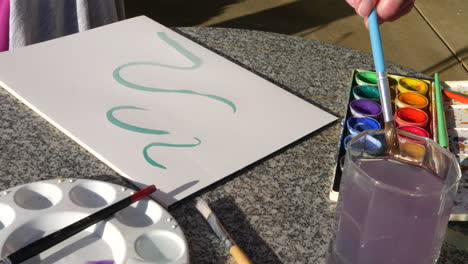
[345,0,415,25]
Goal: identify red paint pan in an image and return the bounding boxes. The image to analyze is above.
[394,107,429,128]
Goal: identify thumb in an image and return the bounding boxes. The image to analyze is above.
[357,0,378,17]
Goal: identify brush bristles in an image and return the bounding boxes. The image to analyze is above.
[0,259,12,264]
[195,198,212,219]
[384,121,400,157]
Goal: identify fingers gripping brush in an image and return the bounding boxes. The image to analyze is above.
[368,9,400,156]
[195,199,252,264]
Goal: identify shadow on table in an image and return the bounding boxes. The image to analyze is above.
[211,197,283,264]
[210,0,355,36]
[124,0,243,26]
[439,222,468,262]
[125,0,355,36]
[421,45,468,77]
[89,174,134,188]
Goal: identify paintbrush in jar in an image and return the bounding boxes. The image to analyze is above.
[195,198,252,264]
[368,9,400,156]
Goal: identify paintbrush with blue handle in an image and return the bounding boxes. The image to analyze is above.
[368,9,400,156]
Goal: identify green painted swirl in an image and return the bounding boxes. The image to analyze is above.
[107,32,236,169]
[106,106,169,135]
[143,137,202,169]
[112,32,236,113]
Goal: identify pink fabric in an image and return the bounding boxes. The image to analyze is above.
[0,0,9,52]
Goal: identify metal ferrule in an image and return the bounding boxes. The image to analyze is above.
[377,71,393,122]
[207,214,233,248]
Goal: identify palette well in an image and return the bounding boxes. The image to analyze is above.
[330,70,468,221]
[0,179,189,264]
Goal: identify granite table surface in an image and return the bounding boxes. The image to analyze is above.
[1,27,468,263]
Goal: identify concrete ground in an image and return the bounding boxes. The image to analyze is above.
[125,0,468,81]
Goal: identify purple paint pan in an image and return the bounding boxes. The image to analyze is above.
[349,99,382,119]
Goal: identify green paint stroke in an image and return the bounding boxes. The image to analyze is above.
[107,106,169,135]
[143,137,202,169]
[113,32,236,113]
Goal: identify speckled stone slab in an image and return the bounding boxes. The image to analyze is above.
[0,26,467,263]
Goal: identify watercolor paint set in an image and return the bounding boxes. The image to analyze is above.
[330,69,468,221]
[0,179,189,264]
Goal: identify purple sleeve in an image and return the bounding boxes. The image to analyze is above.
[0,0,9,52]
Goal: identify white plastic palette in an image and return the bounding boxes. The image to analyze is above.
[0,179,189,264]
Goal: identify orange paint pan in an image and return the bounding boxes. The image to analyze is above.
[395,92,429,110]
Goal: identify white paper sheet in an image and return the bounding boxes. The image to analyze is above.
[0,16,336,206]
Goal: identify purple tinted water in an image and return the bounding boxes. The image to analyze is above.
[330,159,453,264]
